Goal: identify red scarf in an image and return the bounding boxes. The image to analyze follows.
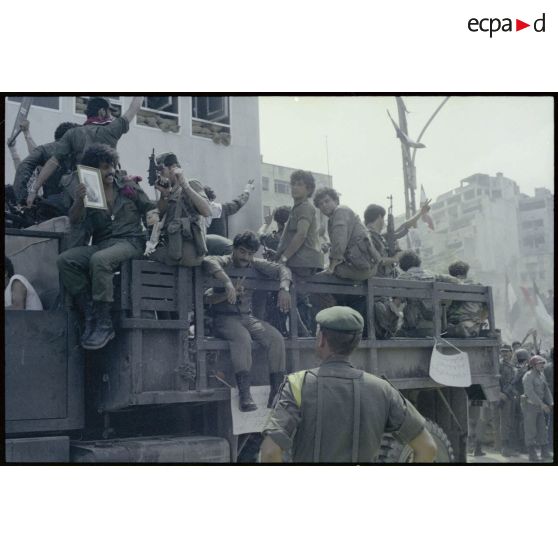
[84,116,113,126]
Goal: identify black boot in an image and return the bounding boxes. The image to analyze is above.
[528,446,540,462]
[473,442,485,457]
[83,301,115,350]
[75,292,95,348]
[235,371,257,412]
[540,445,552,460]
[268,372,284,408]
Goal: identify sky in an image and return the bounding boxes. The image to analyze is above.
[258,96,554,216]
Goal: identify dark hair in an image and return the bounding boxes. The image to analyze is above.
[313,187,340,207]
[5,257,15,279]
[321,327,362,356]
[290,170,316,197]
[233,230,260,252]
[448,260,470,278]
[54,121,79,141]
[80,143,119,169]
[399,250,421,271]
[512,341,521,348]
[363,204,386,225]
[203,186,216,201]
[85,97,110,118]
[273,206,291,225]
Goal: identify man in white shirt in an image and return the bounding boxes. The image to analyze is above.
[4,257,43,310]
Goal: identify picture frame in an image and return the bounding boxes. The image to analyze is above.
[77,164,107,210]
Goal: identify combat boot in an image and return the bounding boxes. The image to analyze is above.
[235,371,257,412]
[75,292,95,347]
[540,445,552,460]
[267,372,284,408]
[528,446,540,462]
[473,442,486,457]
[83,301,115,350]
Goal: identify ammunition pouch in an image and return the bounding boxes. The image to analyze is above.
[180,217,193,240]
[346,236,375,271]
[167,219,183,261]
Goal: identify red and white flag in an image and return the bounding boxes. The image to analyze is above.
[420,185,435,230]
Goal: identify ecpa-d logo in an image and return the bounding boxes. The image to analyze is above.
[468,12,546,37]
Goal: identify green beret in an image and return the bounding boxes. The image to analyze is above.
[316,306,364,332]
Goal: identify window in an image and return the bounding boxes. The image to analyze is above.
[464,189,475,200]
[9,96,59,110]
[520,200,546,211]
[447,195,461,205]
[75,96,121,117]
[137,96,180,132]
[192,96,231,144]
[274,180,290,195]
[262,177,270,191]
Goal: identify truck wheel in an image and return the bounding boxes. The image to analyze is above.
[375,419,455,463]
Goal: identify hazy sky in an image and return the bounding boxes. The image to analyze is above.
[258,96,554,215]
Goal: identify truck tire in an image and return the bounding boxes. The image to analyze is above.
[375,419,455,463]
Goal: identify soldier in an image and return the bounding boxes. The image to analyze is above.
[147,152,212,267]
[511,348,531,453]
[57,144,158,350]
[275,170,323,335]
[498,344,519,457]
[13,121,79,207]
[313,187,380,280]
[259,206,290,257]
[522,355,554,461]
[27,96,144,207]
[261,306,437,463]
[202,231,292,411]
[543,348,554,451]
[446,261,488,337]
[397,250,456,337]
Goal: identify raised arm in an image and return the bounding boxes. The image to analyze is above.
[174,171,212,217]
[27,156,60,206]
[68,183,87,224]
[7,279,28,310]
[20,119,37,152]
[122,96,145,123]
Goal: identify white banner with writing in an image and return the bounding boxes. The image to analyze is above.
[429,340,472,388]
[230,386,273,435]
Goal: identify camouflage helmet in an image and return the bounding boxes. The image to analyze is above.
[515,348,530,362]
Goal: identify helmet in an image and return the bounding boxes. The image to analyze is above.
[529,355,547,367]
[515,349,530,362]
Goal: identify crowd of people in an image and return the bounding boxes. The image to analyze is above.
[5,97,553,463]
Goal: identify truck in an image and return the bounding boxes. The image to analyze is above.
[5,226,502,463]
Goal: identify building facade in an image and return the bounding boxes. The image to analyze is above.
[5,96,263,236]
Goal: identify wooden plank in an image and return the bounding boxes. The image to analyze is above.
[486,286,496,331]
[131,260,142,318]
[131,330,143,395]
[120,261,131,310]
[432,284,441,338]
[139,285,176,300]
[297,283,367,295]
[136,260,179,274]
[177,266,189,320]
[140,299,177,311]
[120,319,190,330]
[140,273,177,287]
[371,287,433,299]
[132,388,229,406]
[436,292,488,303]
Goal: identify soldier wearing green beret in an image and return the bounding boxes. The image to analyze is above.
[261,306,437,463]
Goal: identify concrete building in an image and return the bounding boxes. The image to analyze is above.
[5,96,262,236]
[517,187,554,295]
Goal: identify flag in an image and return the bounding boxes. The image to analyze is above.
[520,284,554,337]
[420,185,435,230]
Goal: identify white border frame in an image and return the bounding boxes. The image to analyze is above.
[77,165,108,210]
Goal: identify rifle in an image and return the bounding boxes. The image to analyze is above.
[385,195,398,277]
[148,148,158,187]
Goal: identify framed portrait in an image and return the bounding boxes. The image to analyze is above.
[77,165,107,210]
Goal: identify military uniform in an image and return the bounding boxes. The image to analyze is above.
[499,358,518,454]
[53,117,130,170]
[149,181,209,267]
[521,369,553,450]
[202,255,291,378]
[263,307,427,462]
[397,267,456,337]
[446,278,488,338]
[544,361,554,449]
[277,198,323,272]
[327,205,379,281]
[58,178,155,302]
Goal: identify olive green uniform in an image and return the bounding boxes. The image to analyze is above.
[521,369,553,448]
[446,278,488,337]
[53,117,130,170]
[277,199,323,272]
[499,360,518,448]
[202,255,291,374]
[149,181,209,267]
[328,205,379,280]
[263,357,426,462]
[57,179,155,302]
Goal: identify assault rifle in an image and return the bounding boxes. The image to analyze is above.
[385,195,398,277]
[148,148,158,187]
